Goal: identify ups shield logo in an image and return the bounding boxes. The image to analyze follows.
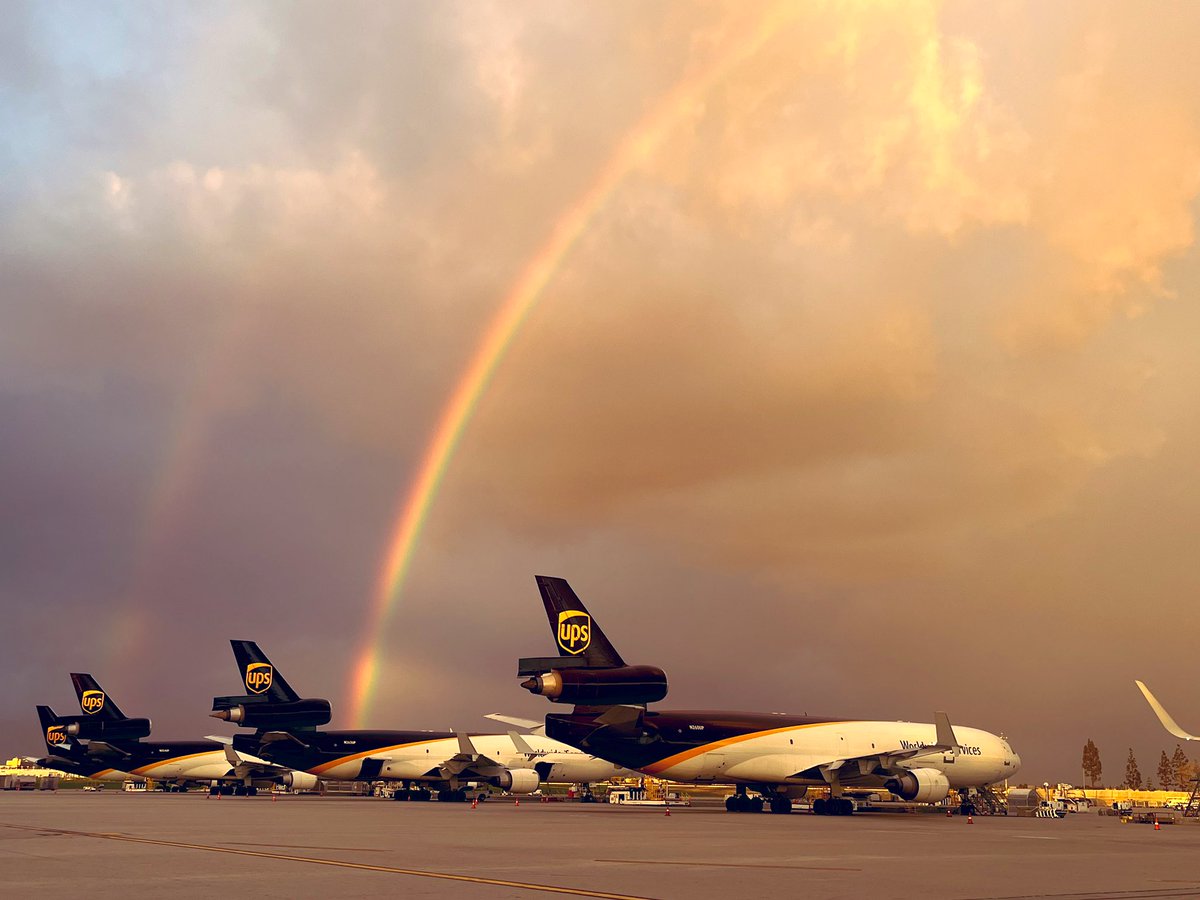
[556,610,591,656]
[81,690,105,715]
[46,726,67,745]
[245,662,273,694]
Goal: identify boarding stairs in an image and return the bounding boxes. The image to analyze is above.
[966,785,1007,816]
[1183,777,1200,818]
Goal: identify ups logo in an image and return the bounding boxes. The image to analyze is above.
[81,690,105,714]
[556,610,591,656]
[47,726,67,745]
[245,662,273,694]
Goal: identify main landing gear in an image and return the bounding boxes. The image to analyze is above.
[392,787,433,801]
[812,797,854,816]
[436,789,470,803]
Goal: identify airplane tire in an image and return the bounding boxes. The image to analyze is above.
[454,789,467,802]
[751,797,764,813]
[813,798,827,815]
[725,795,740,812]
[770,796,791,814]
[248,787,258,797]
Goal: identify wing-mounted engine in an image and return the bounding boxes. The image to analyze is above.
[210,695,332,729]
[493,768,540,794]
[518,657,667,706]
[884,767,951,803]
[58,715,152,741]
[282,771,320,791]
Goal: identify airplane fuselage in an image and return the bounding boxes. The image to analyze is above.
[546,710,1019,790]
[243,729,634,784]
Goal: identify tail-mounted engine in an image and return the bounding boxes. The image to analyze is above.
[210,696,332,729]
[884,768,951,803]
[518,657,667,706]
[60,716,152,741]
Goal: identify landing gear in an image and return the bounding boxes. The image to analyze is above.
[813,797,854,816]
[724,789,764,813]
[436,789,468,802]
[769,796,792,814]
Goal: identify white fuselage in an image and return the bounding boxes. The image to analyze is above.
[638,719,1020,789]
[307,733,635,784]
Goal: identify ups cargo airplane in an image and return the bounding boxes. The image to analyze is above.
[34,673,315,794]
[211,640,633,801]
[518,576,1021,815]
[1135,680,1199,741]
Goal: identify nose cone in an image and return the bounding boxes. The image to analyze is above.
[1007,751,1022,778]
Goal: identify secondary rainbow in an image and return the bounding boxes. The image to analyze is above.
[347,5,796,727]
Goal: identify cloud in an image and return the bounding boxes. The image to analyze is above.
[2,0,1200,781]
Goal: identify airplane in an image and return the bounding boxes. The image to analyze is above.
[52,672,315,794]
[516,576,1022,815]
[210,639,635,801]
[1135,680,1199,741]
[35,705,136,783]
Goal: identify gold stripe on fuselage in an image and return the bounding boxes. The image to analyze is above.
[640,721,852,775]
[128,750,223,777]
[309,740,446,776]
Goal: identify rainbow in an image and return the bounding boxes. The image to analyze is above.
[346,5,796,726]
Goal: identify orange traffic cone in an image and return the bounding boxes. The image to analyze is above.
[664,807,671,817]
[1154,818,1161,831]
[946,808,952,818]
[471,798,478,809]
[967,815,973,825]
[514,798,519,807]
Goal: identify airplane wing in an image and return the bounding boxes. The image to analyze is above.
[793,711,962,782]
[434,733,509,780]
[509,731,539,757]
[220,744,300,780]
[484,714,546,735]
[1136,680,1199,741]
[85,741,132,760]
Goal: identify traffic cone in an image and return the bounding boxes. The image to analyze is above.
[515,798,519,807]
[946,808,952,818]
[664,807,671,817]
[967,815,973,825]
[471,798,478,809]
[1154,818,1160,831]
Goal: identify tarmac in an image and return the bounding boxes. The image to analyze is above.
[2,793,1198,899]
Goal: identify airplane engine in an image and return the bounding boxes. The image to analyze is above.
[520,665,668,706]
[63,717,152,741]
[282,771,320,792]
[493,768,541,794]
[884,768,951,803]
[210,698,332,729]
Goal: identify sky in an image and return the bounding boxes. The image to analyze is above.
[3,0,1200,786]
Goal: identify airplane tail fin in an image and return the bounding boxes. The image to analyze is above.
[535,576,625,668]
[230,640,300,702]
[70,673,125,719]
[37,705,78,753]
[519,576,666,708]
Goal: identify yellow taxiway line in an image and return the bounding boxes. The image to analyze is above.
[1,822,655,899]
